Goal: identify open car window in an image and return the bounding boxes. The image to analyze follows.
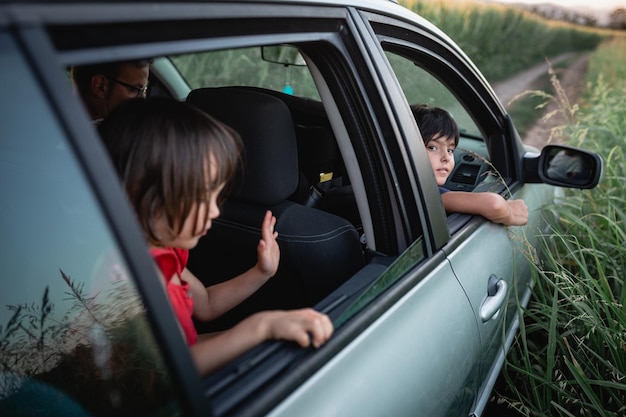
[384,51,482,139]
[382,48,503,197]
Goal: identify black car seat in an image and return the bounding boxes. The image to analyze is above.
[186,87,365,332]
[220,86,362,227]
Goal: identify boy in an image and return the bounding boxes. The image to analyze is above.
[411,104,528,226]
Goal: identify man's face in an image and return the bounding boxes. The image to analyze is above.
[103,63,150,112]
[425,134,456,186]
[90,62,150,120]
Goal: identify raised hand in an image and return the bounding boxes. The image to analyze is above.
[256,210,280,278]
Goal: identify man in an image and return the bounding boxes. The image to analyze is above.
[71,59,151,123]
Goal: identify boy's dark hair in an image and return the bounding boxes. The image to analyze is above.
[409,104,459,146]
[99,97,242,245]
[71,60,152,97]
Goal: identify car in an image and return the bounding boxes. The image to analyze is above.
[0,1,602,416]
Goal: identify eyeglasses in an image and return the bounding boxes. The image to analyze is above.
[106,76,149,97]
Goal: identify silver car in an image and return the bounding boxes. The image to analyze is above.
[0,1,601,416]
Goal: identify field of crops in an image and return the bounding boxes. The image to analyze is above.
[489,36,626,417]
[401,0,607,82]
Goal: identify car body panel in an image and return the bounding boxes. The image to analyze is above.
[268,257,481,417]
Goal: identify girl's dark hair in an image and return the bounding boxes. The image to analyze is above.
[409,104,459,146]
[99,97,242,245]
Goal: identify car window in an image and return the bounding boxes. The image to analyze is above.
[385,51,481,139]
[379,45,499,197]
[334,237,425,326]
[0,33,184,417]
[170,46,320,100]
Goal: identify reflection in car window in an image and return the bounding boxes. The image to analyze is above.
[170,46,320,99]
[336,238,425,326]
[0,34,183,417]
[384,51,482,139]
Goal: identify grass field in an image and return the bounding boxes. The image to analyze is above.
[492,36,626,417]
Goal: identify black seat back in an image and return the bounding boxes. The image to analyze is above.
[186,87,364,331]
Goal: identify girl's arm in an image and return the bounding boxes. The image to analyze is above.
[190,308,333,376]
[186,210,280,321]
[441,191,528,226]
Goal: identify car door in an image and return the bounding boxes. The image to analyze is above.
[360,8,556,414]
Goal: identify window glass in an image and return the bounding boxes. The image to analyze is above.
[0,34,183,417]
[335,237,426,326]
[384,51,482,139]
[170,46,320,99]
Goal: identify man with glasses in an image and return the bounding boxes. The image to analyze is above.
[71,59,151,123]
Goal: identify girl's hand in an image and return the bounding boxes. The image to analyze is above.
[261,309,334,348]
[256,210,280,278]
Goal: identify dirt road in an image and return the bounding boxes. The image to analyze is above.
[491,52,590,149]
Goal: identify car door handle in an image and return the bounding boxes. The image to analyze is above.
[480,275,508,322]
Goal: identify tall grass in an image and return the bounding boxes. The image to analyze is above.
[495,37,626,417]
[400,0,607,82]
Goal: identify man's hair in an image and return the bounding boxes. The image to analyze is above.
[71,59,152,97]
[409,104,460,146]
[98,97,242,245]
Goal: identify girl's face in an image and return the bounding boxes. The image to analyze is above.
[153,157,226,249]
[425,134,456,186]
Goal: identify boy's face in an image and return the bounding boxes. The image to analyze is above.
[425,134,456,186]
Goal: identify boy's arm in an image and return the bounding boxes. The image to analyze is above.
[190,308,333,376]
[188,210,280,321]
[441,191,528,226]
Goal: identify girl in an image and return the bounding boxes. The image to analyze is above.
[99,97,333,375]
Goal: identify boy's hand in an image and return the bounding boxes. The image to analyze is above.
[506,199,528,226]
[256,210,280,278]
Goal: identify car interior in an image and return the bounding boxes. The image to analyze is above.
[185,86,366,331]
[79,44,498,331]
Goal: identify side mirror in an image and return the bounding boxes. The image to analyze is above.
[523,144,603,189]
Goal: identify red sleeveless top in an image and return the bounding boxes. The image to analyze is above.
[150,247,197,346]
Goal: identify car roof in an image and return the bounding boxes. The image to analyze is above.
[0,0,443,46]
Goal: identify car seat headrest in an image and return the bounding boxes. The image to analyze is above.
[186,87,299,206]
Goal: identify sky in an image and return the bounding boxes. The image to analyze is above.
[494,0,624,11]
[489,0,624,24]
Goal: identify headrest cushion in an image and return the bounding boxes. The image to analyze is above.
[187,87,299,205]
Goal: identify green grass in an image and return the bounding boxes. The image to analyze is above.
[493,37,626,417]
[506,56,579,137]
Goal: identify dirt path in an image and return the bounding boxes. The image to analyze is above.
[491,52,590,149]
